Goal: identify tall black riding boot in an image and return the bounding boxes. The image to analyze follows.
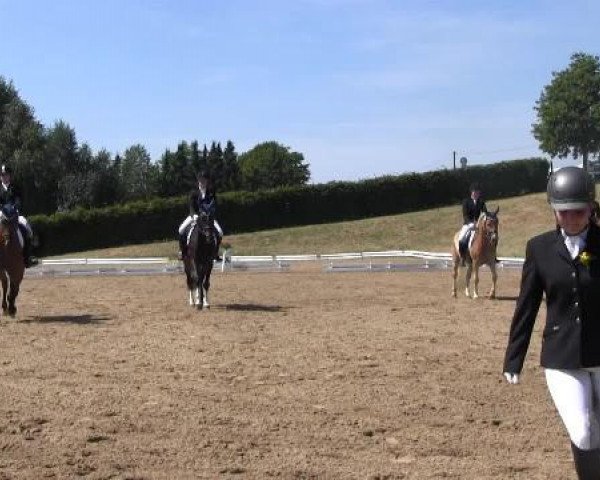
[22,237,35,268]
[178,234,187,261]
[571,443,600,479]
[458,238,468,266]
[214,235,222,262]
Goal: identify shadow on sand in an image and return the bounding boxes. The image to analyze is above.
[492,295,519,302]
[222,303,286,313]
[20,314,112,325]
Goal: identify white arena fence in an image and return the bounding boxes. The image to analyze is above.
[25,250,525,278]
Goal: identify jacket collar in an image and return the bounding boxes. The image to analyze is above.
[555,222,600,263]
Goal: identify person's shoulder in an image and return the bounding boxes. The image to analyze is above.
[527,230,557,250]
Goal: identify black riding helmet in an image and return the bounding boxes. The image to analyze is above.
[547,166,595,211]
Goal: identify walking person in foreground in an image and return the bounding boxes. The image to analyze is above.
[503,166,600,479]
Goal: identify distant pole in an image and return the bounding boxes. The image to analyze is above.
[453,151,456,170]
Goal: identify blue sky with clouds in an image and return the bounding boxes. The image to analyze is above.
[1,0,599,182]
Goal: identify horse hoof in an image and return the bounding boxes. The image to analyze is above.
[7,307,16,317]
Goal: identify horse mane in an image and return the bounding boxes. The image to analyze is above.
[475,212,487,229]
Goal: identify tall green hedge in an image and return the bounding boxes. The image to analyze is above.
[31,158,549,256]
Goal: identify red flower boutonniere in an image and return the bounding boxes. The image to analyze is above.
[579,251,594,268]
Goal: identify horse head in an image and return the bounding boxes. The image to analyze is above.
[0,204,18,246]
[477,207,499,246]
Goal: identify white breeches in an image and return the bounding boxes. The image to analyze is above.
[178,216,223,237]
[18,216,32,238]
[545,367,600,450]
[459,223,475,242]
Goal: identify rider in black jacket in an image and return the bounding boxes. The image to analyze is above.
[177,171,223,261]
[503,167,600,479]
[0,165,37,267]
[457,183,488,262]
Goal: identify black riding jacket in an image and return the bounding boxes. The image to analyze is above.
[0,183,23,212]
[462,197,487,224]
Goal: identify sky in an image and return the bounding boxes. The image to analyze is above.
[0,0,599,183]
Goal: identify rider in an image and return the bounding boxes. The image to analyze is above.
[0,164,37,268]
[503,166,600,479]
[457,182,488,263]
[178,170,223,261]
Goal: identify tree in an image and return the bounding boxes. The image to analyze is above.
[238,141,310,190]
[533,52,600,171]
[221,140,240,192]
[120,144,157,201]
[207,141,224,189]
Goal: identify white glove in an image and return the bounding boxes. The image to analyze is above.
[503,372,520,384]
[192,214,198,221]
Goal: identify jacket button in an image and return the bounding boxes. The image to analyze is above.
[575,302,579,308]
[576,317,581,324]
[573,287,578,292]
[572,272,577,278]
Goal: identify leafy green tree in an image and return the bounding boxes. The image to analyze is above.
[207,141,224,188]
[221,140,240,192]
[533,52,600,170]
[120,144,157,201]
[158,142,193,197]
[0,77,48,213]
[190,140,201,176]
[238,141,310,190]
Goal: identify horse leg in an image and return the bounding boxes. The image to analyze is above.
[7,284,18,316]
[202,266,211,309]
[0,272,7,313]
[464,263,472,298]
[451,254,459,298]
[4,272,19,317]
[488,262,497,299]
[472,264,480,299]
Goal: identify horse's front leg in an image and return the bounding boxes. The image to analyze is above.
[488,262,497,299]
[202,266,212,309]
[451,255,459,298]
[1,273,7,313]
[464,263,473,298]
[472,264,480,299]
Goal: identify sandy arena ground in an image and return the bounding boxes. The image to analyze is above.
[0,265,576,479]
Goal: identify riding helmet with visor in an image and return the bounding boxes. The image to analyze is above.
[547,166,595,211]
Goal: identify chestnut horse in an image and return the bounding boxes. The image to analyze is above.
[0,204,25,316]
[451,208,499,299]
[183,212,215,309]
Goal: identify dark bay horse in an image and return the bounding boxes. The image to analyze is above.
[452,207,500,299]
[183,212,215,309]
[0,204,25,316]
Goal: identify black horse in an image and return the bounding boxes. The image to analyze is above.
[183,212,215,309]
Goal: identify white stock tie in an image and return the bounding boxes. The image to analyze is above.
[565,235,583,260]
